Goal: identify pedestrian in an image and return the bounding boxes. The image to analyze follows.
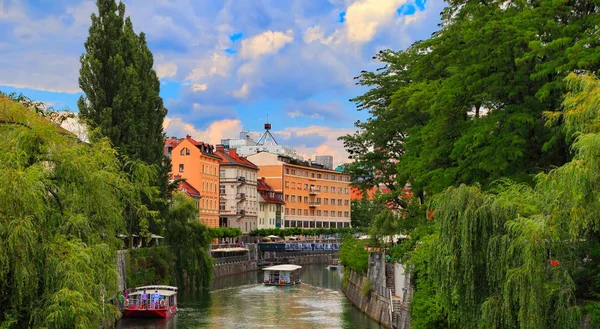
[118,291,124,309]
[152,290,161,309]
[141,289,148,308]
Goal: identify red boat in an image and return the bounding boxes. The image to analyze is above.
[123,285,178,318]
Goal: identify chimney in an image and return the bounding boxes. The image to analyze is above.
[186,134,191,139]
[261,177,266,183]
[216,145,225,152]
[229,148,237,157]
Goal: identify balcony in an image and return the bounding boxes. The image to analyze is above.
[238,209,246,216]
[309,202,321,207]
[236,193,246,200]
[237,176,246,184]
[309,187,320,195]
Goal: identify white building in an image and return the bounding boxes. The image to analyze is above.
[220,125,303,161]
[215,145,259,233]
[314,155,334,170]
[257,177,285,229]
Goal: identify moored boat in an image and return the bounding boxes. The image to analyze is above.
[123,285,178,318]
[263,264,302,286]
[327,258,341,270]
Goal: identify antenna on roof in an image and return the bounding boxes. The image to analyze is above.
[257,114,278,146]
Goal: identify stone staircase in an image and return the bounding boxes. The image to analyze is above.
[385,263,395,296]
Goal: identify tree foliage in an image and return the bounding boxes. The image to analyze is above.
[78,0,169,236]
[164,193,214,289]
[341,0,600,199]
[0,95,153,328]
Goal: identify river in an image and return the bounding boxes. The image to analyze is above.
[117,264,384,329]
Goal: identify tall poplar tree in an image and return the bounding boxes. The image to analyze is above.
[78,0,167,167]
[78,0,169,234]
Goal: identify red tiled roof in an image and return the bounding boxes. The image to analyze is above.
[178,180,200,198]
[257,178,285,204]
[214,146,259,170]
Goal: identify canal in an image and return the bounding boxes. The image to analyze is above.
[117,264,384,328]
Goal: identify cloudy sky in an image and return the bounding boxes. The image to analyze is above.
[0,0,443,166]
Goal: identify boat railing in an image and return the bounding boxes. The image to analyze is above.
[125,295,172,309]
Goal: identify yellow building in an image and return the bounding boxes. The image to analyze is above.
[165,135,221,228]
[246,152,351,228]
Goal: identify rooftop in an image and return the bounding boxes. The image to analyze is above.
[214,145,259,170]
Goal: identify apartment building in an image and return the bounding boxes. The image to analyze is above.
[165,135,221,228]
[246,152,351,229]
[214,145,259,233]
[257,177,285,229]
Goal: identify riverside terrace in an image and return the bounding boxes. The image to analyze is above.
[209,240,341,265]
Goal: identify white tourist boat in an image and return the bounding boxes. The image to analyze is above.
[263,264,302,286]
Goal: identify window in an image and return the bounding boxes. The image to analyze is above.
[304,184,308,190]
[311,173,315,178]
[344,200,349,206]
[344,211,349,217]
[324,198,329,205]
[324,174,329,179]
[286,168,290,174]
[338,199,342,206]
[317,198,321,204]
[338,175,343,181]
[180,148,185,156]
[331,186,336,192]
[291,196,296,202]
[202,165,205,173]
[220,169,225,177]
[291,209,296,215]
[304,209,308,216]
[305,172,308,177]
[317,210,321,216]
[317,174,322,179]
[324,210,329,216]
[338,211,342,217]
[220,184,225,194]
[345,188,349,194]
[291,182,296,189]
[179,164,184,172]
[292,169,296,175]
[297,195,301,201]
[345,176,350,182]
[285,195,289,201]
[331,212,335,217]
[285,208,289,215]
[220,203,225,211]
[285,181,289,188]
[331,198,335,205]
[186,148,190,155]
[298,170,302,176]
[324,186,329,192]
[304,196,308,203]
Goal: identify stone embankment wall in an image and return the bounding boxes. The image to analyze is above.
[343,270,393,328]
[213,252,335,278]
[342,252,412,329]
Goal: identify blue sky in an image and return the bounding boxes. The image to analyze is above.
[0,0,443,165]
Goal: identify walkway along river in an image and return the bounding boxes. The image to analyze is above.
[116,264,384,328]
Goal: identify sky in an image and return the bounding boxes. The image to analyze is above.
[0,0,444,166]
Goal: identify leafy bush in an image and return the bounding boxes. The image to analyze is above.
[360,278,373,297]
[339,235,369,274]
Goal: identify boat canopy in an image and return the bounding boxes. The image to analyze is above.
[129,289,177,297]
[263,264,302,271]
[134,285,178,292]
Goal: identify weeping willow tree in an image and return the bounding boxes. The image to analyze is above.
[0,95,156,328]
[165,193,214,289]
[431,73,600,329]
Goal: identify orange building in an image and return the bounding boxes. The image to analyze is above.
[165,135,221,228]
[247,152,351,229]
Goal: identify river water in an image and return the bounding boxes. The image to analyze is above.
[117,264,384,329]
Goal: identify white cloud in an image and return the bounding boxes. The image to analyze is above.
[163,117,243,145]
[274,125,354,167]
[156,62,178,79]
[192,83,208,92]
[240,29,294,59]
[232,84,249,98]
[186,52,233,81]
[345,0,408,44]
[303,25,339,45]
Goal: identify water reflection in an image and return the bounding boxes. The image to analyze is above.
[117,264,383,329]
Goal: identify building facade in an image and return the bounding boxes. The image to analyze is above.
[165,136,221,228]
[215,146,259,233]
[257,177,285,229]
[314,155,334,170]
[247,152,352,229]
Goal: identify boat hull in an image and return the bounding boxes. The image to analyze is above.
[123,306,176,318]
[264,280,301,286]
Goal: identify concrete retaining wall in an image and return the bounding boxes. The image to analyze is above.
[343,270,393,329]
[213,260,258,278]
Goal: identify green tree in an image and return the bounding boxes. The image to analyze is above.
[78,0,168,236]
[164,193,214,289]
[0,95,153,328]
